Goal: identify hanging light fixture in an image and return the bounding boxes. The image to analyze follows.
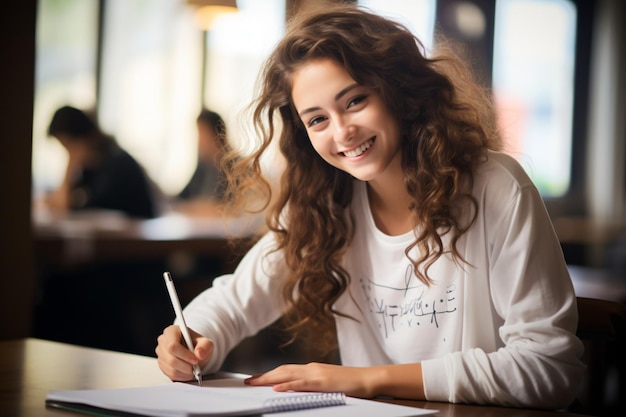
[186,0,238,31]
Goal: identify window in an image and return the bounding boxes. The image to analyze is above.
[358,0,437,52]
[202,0,286,154]
[493,0,578,198]
[98,0,202,195]
[33,0,286,200]
[100,0,286,194]
[32,0,99,193]
[362,0,585,206]
[32,0,588,212]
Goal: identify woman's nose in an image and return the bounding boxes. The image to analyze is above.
[334,117,356,144]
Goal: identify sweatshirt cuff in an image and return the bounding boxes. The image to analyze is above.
[421,357,451,402]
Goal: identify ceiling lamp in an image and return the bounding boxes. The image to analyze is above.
[186,0,238,31]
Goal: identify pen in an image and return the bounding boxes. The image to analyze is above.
[163,271,203,387]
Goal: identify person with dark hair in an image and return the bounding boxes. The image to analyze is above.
[173,109,232,216]
[45,105,156,218]
[155,4,584,409]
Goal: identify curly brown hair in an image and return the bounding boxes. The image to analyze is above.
[223,4,501,353]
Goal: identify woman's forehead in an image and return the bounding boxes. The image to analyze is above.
[291,59,357,108]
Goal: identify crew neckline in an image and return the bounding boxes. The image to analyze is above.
[356,181,415,244]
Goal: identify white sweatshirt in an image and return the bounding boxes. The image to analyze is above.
[182,151,584,409]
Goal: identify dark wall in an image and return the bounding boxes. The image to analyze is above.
[0,1,37,339]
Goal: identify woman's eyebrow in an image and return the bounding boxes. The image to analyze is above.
[334,83,360,101]
[298,83,361,117]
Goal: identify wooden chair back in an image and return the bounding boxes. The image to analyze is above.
[573,296,626,416]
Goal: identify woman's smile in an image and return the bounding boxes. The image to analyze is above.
[341,137,375,158]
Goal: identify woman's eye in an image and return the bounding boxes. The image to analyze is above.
[347,95,367,108]
[307,116,326,127]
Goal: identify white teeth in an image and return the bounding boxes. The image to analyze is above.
[343,139,373,158]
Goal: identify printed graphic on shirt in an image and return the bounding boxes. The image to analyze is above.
[360,264,457,339]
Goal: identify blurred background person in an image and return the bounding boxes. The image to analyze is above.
[172,108,232,217]
[43,105,157,219]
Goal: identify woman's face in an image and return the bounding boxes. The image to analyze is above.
[291,58,402,184]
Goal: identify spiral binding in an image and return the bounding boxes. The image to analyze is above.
[263,392,346,413]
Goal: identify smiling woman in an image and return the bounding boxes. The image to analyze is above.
[155,3,585,410]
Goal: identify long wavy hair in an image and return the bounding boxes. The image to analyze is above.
[224,4,501,352]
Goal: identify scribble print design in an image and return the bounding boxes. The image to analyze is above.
[360,264,457,338]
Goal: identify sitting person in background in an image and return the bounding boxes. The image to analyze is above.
[173,108,232,217]
[44,105,156,219]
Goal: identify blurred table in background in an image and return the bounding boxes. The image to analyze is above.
[31,209,263,358]
[569,264,626,303]
[544,216,626,303]
[34,209,264,271]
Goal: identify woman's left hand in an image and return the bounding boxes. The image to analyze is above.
[244,362,378,398]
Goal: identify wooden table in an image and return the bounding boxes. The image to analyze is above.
[0,338,590,417]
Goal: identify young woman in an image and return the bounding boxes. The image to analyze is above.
[156,4,584,409]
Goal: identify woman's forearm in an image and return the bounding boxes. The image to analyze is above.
[364,363,426,400]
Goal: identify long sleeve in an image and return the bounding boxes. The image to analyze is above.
[421,154,585,409]
[181,232,287,373]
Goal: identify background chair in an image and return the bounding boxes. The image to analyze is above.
[572,296,626,416]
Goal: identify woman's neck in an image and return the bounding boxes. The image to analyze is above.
[366,156,413,236]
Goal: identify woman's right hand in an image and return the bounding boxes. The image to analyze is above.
[155,325,214,382]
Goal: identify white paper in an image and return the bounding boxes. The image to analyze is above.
[46,378,437,417]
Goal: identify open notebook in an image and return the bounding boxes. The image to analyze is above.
[46,378,437,417]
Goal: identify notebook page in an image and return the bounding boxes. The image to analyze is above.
[46,379,345,417]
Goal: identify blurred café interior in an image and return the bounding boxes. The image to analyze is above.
[1,0,625,411]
